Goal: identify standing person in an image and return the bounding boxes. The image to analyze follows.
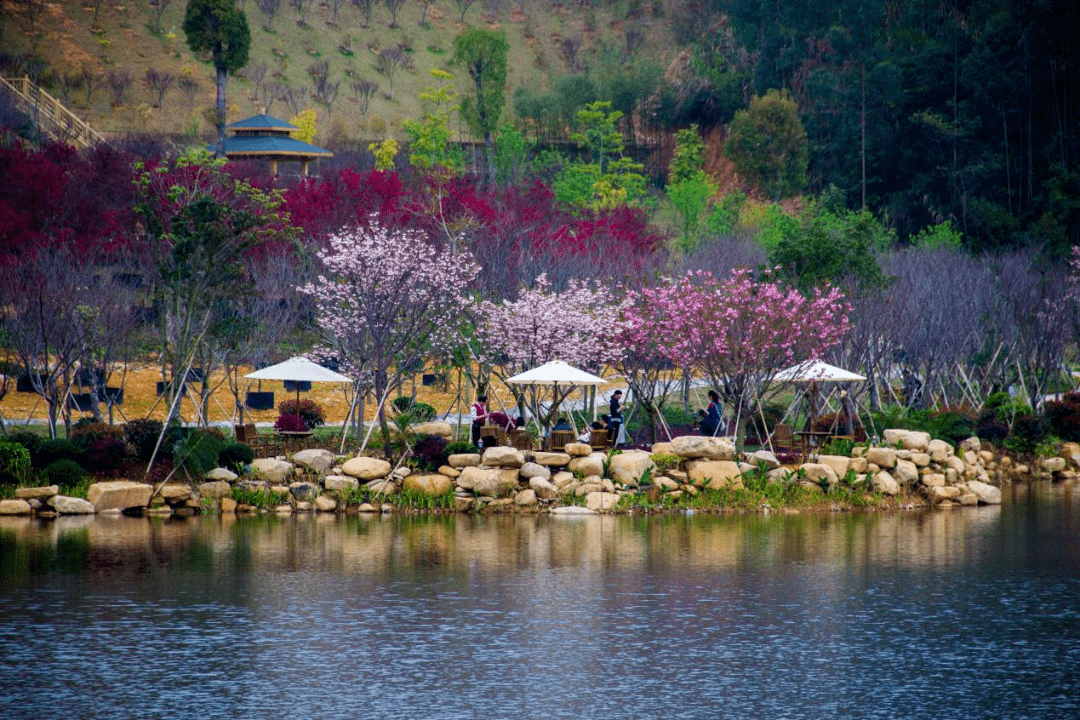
[608,390,624,446]
[704,390,722,437]
[471,394,489,447]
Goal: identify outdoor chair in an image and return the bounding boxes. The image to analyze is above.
[769,423,797,453]
[589,428,609,451]
[510,428,533,451]
[549,430,576,452]
[241,423,275,458]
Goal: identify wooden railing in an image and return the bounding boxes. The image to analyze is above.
[0,75,108,148]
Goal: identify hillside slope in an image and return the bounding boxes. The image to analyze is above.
[2,0,679,148]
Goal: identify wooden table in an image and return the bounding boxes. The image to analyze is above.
[796,430,834,454]
[277,430,314,452]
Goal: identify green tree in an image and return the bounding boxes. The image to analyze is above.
[183,0,251,157]
[669,124,707,184]
[725,88,807,201]
[402,69,463,173]
[451,28,509,176]
[553,101,645,212]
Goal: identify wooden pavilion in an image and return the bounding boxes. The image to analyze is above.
[218,114,332,176]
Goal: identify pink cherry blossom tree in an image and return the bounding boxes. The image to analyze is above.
[647,268,851,446]
[300,217,479,450]
[474,273,621,427]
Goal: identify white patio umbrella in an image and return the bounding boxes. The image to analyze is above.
[505,360,606,433]
[775,360,866,432]
[244,356,352,415]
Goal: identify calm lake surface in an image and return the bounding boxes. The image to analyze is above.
[3,484,1080,720]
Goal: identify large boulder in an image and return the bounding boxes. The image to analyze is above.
[872,470,900,495]
[563,442,593,457]
[205,468,238,482]
[531,452,571,467]
[529,476,559,500]
[15,485,58,500]
[927,439,953,463]
[250,458,294,484]
[403,473,454,496]
[801,463,839,490]
[816,455,850,479]
[966,480,1002,505]
[197,480,232,499]
[47,495,96,514]
[314,495,338,512]
[747,450,780,470]
[866,447,897,469]
[518,462,551,481]
[341,456,391,480]
[514,489,538,506]
[155,484,192,503]
[669,435,736,460]
[87,480,152,512]
[608,451,656,487]
[465,468,519,498]
[892,459,920,486]
[448,453,481,468]
[567,453,605,478]
[323,475,359,492]
[292,449,336,474]
[289,481,320,501]
[883,429,930,451]
[585,491,619,512]
[411,421,454,439]
[0,499,32,515]
[481,446,525,468]
[686,460,743,489]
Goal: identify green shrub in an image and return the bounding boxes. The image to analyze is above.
[924,410,977,447]
[69,420,125,452]
[1005,414,1051,455]
[7,430,43,460]
[37,438,84,468]
[392,396,437,422]
[175,429,228,479]
[445,440,476,456]
[124,418,167,461]
[218,442,255,472]
[0,441,32,485]
[43,458,86,487]
[650,452,681,473]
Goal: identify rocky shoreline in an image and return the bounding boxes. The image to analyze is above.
[3,430,1078,519]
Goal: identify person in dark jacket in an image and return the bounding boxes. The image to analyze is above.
[609,390,624,446]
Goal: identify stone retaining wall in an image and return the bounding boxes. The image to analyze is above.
[4,435,1078,518]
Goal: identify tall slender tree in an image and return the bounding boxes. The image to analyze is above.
[451,27,509,178]
[183,0,251,157]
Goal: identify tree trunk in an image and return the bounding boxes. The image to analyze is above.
[215,66,228,158]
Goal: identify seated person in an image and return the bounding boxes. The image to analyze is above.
[552,416,573,432]
[580,420,604,444]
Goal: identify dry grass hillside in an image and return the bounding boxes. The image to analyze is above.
[2,0,680,149]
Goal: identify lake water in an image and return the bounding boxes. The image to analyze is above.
[3,483,1080,719]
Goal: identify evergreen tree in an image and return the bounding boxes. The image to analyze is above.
[183,0,251,157]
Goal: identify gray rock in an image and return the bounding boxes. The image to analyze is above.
[801,463,839,490]
[607,451,656,487]
[411,421,454,439]
[893,459,919,486]
[927,439,953,463]
[872,470,900,496]
[323,475,359,492]
[967,480,1002,504]
[747,450,780,470]
[471,469,520,498]
[686,460,742,488]
[816,455,850,479]
[314,495,338,512]
[292,449,336,474]
[567,452,605,478]
[47,495,96,514]
[563,442,593,457]
[550,506,598,516]
[250,458,294,484]
[528,476,559,500]
[289,481,320,501]
[866,447,897,469]
[518,462,551,481]
[205,468,238,482]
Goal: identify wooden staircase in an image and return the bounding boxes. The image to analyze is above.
[0,75,108,148]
